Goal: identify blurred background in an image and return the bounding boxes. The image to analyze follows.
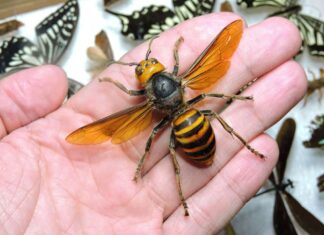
[0,0,323,234]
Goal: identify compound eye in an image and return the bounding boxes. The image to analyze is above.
[136,66,144,75]
[150,58,158,64]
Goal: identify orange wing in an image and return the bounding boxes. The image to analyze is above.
[182,20,243,90]
[66,102,153,145]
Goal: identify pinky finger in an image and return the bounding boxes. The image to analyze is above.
[163,134,278,234]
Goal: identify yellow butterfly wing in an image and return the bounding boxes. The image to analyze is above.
[66,102,153,145]
[182,20,243,90]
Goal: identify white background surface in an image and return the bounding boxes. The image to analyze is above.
[1,0,323,234]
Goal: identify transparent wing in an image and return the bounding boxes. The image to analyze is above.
[182,20,243,90]
[66,102,153,145]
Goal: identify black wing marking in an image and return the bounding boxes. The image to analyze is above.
[236,0,296,8]
[288,14,324,57]
[35,0,79,63]
[67,78,84,98]
[0,37,44,74]
[172,0,216,21]
[106,5,180,40]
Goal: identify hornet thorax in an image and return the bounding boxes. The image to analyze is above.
[145,72,184,113]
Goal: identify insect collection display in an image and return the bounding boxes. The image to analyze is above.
[0,0,82,97]
[67,20,266,216]
[236,0,324,57]
[0,0,323,233]
[262,119,324,234]
[105,0,216,40]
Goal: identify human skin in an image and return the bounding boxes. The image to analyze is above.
[0,13,306,234]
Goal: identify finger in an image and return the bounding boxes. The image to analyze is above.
[62,14,301,167]
[163,135,278,234]
[143,60,306,217]
[0,65,68,138]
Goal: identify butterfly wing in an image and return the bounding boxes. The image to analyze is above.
[172,0,216,21]
[181,19,243,90]
[0,36,44,74]
[106,5,180,40]
[236,0,294,8]
[288,14,324,57]
[66,102,153,145]
[67,78,84,98]
[35,0,79,63]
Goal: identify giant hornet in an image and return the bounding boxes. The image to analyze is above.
[66,20,265,216]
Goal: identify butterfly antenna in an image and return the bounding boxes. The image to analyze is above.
[145,36,159,60]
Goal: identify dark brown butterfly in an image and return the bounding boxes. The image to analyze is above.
[257,118,324,234]
[87,30,114,78]
[0,19,24,36]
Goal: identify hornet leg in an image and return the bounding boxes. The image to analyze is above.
[134,116,171,181]
[172,37,184,76]
[186,93,253,108]
[99,77,145,96]
[201,110,265,159]
[169,133,189,216]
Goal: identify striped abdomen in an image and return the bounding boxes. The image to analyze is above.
[173,109,215,167]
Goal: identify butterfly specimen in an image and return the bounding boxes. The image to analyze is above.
[236,0,324,57]
[0,19,24,36]
[318,173,324,192]
[256,118,324,234]
[303,114,324,148]
[67,78,84,98]
[0,0,80,97]
[221,0,234,12]
[105,0,216,40]
[66,20,266,216]
[103,0,120,7]
[87,30,114,78]
[304,68,324,105]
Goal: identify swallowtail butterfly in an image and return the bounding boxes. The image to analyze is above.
[0,0,81,97]
[106,5,180,40]
[236,0,324,57]
[0,0,79,72]
[106,0,216,40]
[0,37,44,73]
[173,0,216,21]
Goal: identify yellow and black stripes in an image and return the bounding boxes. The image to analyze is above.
[173,109,215,167]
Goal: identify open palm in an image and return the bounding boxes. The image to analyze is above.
[0,13,306,234]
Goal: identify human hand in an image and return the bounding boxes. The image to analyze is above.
[0,13,306,234]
